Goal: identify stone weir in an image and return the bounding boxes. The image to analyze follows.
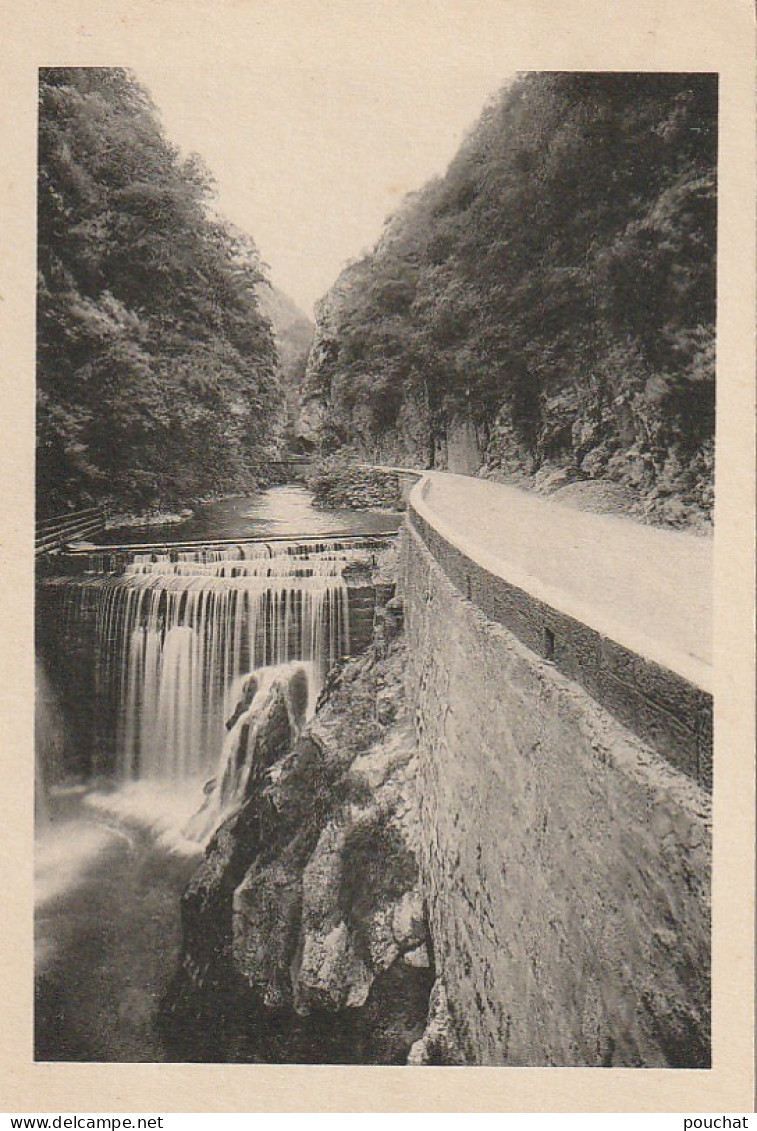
[39,534,392,647]
[36,535,394,785]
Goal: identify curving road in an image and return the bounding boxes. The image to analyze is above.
[410,473,712,692]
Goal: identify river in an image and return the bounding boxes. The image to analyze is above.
[35,787,200,1061]
[36,484,401,1062]
[98,485,401,545]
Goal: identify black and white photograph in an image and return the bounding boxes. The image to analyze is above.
[3,0,755,1115]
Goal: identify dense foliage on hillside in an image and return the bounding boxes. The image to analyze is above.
[301,73,717,527]
[306,457,402,510]
[38,67,282,517]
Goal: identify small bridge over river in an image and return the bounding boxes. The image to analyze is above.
[267,454,313,482]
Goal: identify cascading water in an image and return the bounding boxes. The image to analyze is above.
[38,543,353,844]
[182,660,311,842]
[34,493,397,1063]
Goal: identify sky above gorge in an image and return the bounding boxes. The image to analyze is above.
[135,9,514,316]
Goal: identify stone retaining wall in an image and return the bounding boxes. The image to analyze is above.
[400,521,711,1066]
[346,582,379,654]
[408,503,711,790]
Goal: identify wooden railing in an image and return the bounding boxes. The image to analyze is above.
[35,506,105,555]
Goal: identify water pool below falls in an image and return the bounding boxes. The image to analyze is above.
[35,533,368,1061]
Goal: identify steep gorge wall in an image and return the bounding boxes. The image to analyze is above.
[162,596,433,1064]
[300,74,716,531]
[399,517,711,1067]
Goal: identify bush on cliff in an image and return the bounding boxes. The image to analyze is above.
[306,456,402,510]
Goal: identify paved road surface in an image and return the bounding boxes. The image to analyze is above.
[412,473,712,692]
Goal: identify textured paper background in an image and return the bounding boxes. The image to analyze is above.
[2,0,754,1112]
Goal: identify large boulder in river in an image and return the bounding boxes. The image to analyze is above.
[176,671,300,970]
[183,668,307,844]
[163,636,432,1064]
[233,740,425,1015]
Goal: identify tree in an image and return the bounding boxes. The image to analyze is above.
[303,72,717,524]
[37,67,282,516]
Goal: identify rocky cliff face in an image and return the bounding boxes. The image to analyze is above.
[161,598,435,1064]
[255,283,314,442]
[296,270,355,447]
[296,75,716,531]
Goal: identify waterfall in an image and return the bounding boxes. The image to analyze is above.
[39,547,352,797]
[182,660,310,843]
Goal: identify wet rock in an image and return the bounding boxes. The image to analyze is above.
[385,595,404,637]
[168,634,433,1064]
[407,979,463,1066]
[295,921,374,1011]
[225,675,258,730]
[183,677,296,842]
[532,464,586,494]
[403,944,430,968]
